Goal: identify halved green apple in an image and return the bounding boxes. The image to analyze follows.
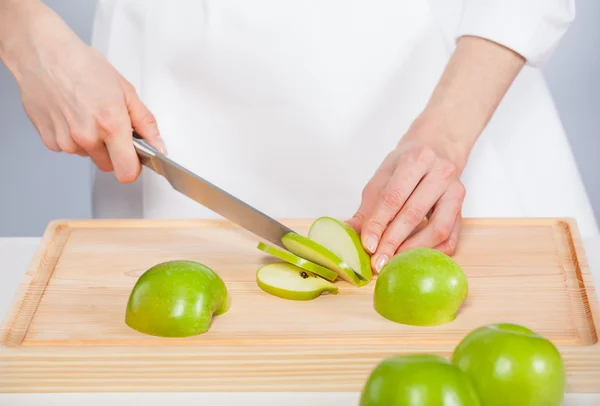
[281,232,369,287]
[125,260,229,337]
[257,241,338,282]
[256,263,338,300]
[308,216,373,282]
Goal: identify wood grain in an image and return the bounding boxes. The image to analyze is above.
[1,218,599,393]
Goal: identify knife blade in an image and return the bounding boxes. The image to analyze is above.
[132,132,294,248]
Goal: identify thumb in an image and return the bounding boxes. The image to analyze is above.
[124,84,167,155]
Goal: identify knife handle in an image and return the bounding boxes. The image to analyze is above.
[132,131,159,160]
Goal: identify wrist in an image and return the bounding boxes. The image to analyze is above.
[0,0,52,79]
[401,109,475,172]
[400,36,525,172]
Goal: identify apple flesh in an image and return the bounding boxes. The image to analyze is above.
[308,216,373,282]
[257,241,338,282]
[452,323,565,406]
[281,232,369,287]
[256,262,338,300]
[374,247,468,326]
[360,354,481,406]
[125,260,229,337]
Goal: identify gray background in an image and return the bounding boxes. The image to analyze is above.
[1,0,599,237]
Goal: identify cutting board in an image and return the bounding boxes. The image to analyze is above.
[1,218,599,393]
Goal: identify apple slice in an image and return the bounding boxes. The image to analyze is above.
[256,263,338,300]
[308,216,373,282]
[281,232,369,287]
[257,242,338,282]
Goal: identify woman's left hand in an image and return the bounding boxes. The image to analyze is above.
[347,115,470,274]
[347,35,527,273]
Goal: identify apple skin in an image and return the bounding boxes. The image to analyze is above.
[256,263,338,301]
[374,247,468,326]
[307,216,373,282]
[282,232,369,287]
[125,260,229,337]
[452,323,565,406]
[360,354,481,406]
[257,241,338,282]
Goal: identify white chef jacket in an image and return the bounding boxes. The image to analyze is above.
[89,0,600,239]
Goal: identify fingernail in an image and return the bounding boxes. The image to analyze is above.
[157,136,168,155]
[375,254,389,272]
[365,234,378,253]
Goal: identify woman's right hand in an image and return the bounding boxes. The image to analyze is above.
[0,0,166,183]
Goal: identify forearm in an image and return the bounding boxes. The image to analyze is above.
[407,35,526,169]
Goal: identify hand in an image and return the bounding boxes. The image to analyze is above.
[347,35,526,273]
[348,116,468,273]
[0,1,165,183]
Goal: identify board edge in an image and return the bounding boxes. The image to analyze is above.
[0,220,72,347]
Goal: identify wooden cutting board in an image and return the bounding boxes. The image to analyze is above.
[1,218,599,393]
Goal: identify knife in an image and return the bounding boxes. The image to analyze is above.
[131,132,294,248]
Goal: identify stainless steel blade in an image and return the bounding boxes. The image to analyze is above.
[132,134,294,248]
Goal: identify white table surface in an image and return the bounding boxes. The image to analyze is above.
[1,236,599,405]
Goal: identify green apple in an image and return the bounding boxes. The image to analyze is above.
[308,216,373,282]
[257,241,338,282]
[360,354,481,406]
[125,260,229,337]
[374,247,468,326]
[281,232,369,287]
[256,262,338,300]
[452,323,565,406]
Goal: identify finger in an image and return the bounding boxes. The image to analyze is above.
[31,117,61,153]
[396,181,465,253]
[124,83,166,154]
[101,113,141,184]
[69,121,114,172]
[39,129,61,153]
[371,165,454,273]
[54,116,82,155]
[433,212,462,255]
[87,143,114,172]
[347,161,396,234]
[361,146,436,254]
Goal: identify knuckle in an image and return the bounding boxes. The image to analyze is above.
[382,237,402,251]
[57,137,80,154]
[412,145,436,166]
[443,240,457,255]
[352,211,365,223]
[140,110,157,128]
[440,162,458,179]
[122,79,137,95]
[42,138,60,152]
[365,218,386,236]
[382,188,405,208]
[95,107,121,134]
[432,222,452,242]
[404,206,425,226]
[68,127,89,146]
[455,182,467,199]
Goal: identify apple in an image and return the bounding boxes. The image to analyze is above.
[256,262,338,300]
[373,247,468,326]
[308,216,373,282]
[257,241,338,282]
[359,354,481,406]
[281,232,369,287]
[452,323,565,406]
[125,260,229,337]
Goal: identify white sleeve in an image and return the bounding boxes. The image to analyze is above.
[455,0,575,67]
